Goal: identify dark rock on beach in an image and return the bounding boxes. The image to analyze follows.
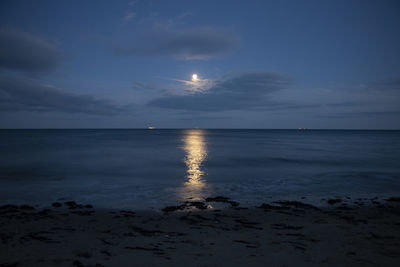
[257,203,290,211]
[273,201,319,210]
[52,202,62,207]
[162,201,208,212]
[327,198,342,205]
[205,196,240,207]
[162,204,186,212]
[64,201,93,209]
[387,197,400,202]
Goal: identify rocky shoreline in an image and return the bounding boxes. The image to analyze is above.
[1,196,400,266]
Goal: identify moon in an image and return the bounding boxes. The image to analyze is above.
[192,73,198,81]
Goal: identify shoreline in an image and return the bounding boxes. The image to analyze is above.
[1,197,400,266]
[3,192,400,211]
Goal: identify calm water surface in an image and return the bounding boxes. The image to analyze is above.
[0,129,399,209]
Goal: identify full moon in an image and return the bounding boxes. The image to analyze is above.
[192,73,198,81]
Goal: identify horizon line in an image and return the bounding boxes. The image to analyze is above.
[0,128,399,131]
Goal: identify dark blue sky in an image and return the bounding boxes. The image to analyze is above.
[1,0,399,129]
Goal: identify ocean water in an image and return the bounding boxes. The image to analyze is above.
[0,129,399,209]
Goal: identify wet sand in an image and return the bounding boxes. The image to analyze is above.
[1,197,400,267]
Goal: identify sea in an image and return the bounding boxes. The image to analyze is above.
[0,129,399,209]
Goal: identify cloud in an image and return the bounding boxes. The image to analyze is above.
[123,11,136,21]
[367,76,400,91]
[113,26,239,60]
[122,1,137,22]
[129,0,138,7]
[0,75,128,115]
[148,71,294,111]
[317,111,400,118]
[167,76,215,94]
[0,28,62,72]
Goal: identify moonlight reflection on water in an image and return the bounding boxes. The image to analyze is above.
[180,129,208,200]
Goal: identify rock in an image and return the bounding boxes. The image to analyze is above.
[186,201,207,210]
[162,205,186,212]
[19,205,35,210]
[63,201,92,209]
[257,203,290,210]
[273,201,319,210]
[205,196,230,202]
[52,202,62,208]
[327,199,342,205]
[387,197,400,202]
[205,196,239,207]
[162,201,207,212]
[64,201,79,209]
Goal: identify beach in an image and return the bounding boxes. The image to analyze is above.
[1,197,400,267]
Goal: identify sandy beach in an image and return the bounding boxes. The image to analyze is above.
[1,197,400,267]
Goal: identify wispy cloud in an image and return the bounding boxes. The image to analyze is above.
[129,0,137,7]
[0,75,130,115]
[0,28,62,72]
[317,111,400,118]
[367,76,400,91]
[121,0,138,23]
[148,71,294,111]
[112,26,239,60]
[123,11,136,21]
[163,76,215,94]
[114,9,237,59]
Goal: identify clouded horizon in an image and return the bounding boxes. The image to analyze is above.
[0,0,399,129]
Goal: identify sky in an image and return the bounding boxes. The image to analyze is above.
[0,0,399,129]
